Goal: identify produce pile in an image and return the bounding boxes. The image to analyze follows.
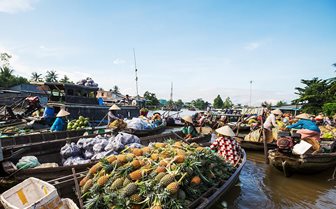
[80,140,236,209]
[319,125,336,139]
[67,116,90,131]
[125,117,161,130]
[76,77,99,87]
[61,133,142,166]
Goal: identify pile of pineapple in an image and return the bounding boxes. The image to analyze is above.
[80,140,236,209]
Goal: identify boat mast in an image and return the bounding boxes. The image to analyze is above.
[170,82,173,102]
[133,48,139,97]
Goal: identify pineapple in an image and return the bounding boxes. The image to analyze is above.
[166,182,179,194]
[130,194,142,202]
[107,155,117,163]
[174,155,185,164]
[191,176,201,185]
[132,148,143,156]
[110,177,124,190]
[141,147,151,154]
[82,179,93,193]
[131,159,141,169]
[117,154,128,163]
[159,174,175,186]
[129,169,142,181]
[89,162,102,174]
[159,160,168,167]
[174,141,183,148]
[121,183,137,197]
[151,153,159,161]
[123,178,131,187]
[79,176,89,187]
[126,153,135,162]
[154,172,166,182]
[97,175,109,187]
[196,146,204,152]
[151,205,163,209]
[154,143,166,148]
[155,166,166,173]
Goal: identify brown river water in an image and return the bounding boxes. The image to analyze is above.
[214,151,336,209]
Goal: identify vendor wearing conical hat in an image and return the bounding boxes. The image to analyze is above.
[50,109,70,132]
[287,113,321,142]
[210,126,241,166]
[108,104,123,125]
[181,115,198,139]
[263,108,283,143]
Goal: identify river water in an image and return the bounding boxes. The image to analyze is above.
[155,109,336,209]
[216,151,336,209]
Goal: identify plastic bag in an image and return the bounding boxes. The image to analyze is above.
[16,156,40,170]
[115,132,140,145]
[60,142,81,159]
[63,156,90,166]
[127,143,142,149]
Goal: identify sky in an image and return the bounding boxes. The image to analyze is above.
[0,0,335,106]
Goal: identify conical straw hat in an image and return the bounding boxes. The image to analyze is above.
[215,126,235,137]
[56,109,70,117]
[109,104,121,110]
[182,115,193,124]
[296,113,310,120]
[271,109,283,115]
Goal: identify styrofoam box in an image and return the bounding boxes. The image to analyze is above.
[0,177,66,209]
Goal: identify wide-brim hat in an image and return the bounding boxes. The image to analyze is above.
[215,126,235,137]
[109,104,121,111]
[296,113,310,120]
[56,109,70,117]
[182,115,193,124]
[271,109,283,115]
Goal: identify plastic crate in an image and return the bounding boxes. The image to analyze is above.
[0,177,65,209]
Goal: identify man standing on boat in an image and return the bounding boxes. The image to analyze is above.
[263,109,283,142]
[50,109,70,132]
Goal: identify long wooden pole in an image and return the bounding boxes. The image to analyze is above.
[260,116,269,164]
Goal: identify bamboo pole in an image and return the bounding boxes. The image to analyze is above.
[72,168,84,209]
[260,116,269,164]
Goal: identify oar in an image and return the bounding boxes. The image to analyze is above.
[97,113,108,127]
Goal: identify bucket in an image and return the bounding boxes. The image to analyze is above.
[43,107,55,118]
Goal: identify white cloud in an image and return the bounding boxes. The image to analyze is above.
[0,0,38,14]
[113,58,126,65]
[244,42,261,51]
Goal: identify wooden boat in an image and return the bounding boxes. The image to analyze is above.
[35,82,140,122]
[1,131,211,181]
[123,123,166,137]
[189,150,246,209]
[47,149,246,209]
[235,137,277,151]
[268,149,336,177]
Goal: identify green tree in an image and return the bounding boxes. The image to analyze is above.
[322,103,336,116]
[191,98,207,110]
[292,77,334,114]
[175,99,184,108]
[0,52,28,88]
[59,75,72,83]
[276,100,287,107]
[144,91,159,106]
[261,101,272,109]
[223,97,233,108]
[112,85,120,94]
[213,95,224,109]
[45,70,58,82]
[30,72,43,82]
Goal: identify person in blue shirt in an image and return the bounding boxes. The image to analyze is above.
[50,109,70,132]
[286,113,320,141]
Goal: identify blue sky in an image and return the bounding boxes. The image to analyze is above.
[0,0,335,105]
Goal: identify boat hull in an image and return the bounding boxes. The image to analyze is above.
[268,150,336,176]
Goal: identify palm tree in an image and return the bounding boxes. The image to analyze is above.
[45,70,58,82]
[30,72,43,82]
[59,75,71,83]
